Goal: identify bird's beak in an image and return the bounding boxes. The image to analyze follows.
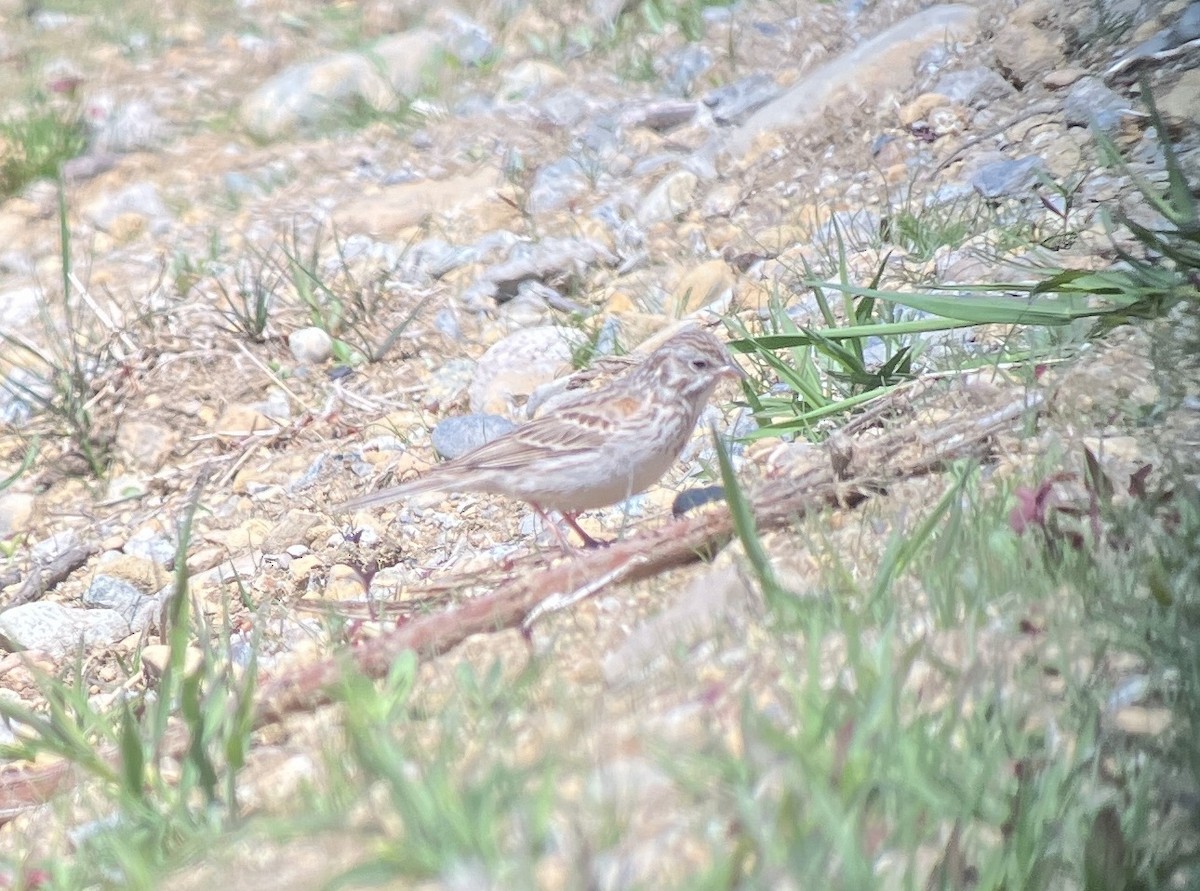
[721,360,749,381]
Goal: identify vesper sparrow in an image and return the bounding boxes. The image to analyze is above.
[338,327,745,547]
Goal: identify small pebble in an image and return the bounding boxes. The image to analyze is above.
[289,326,334,365]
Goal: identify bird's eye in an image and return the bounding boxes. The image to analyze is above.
[690,357,711,372]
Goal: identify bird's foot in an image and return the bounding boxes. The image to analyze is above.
[560,512,611,549]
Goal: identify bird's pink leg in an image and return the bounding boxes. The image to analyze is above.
[531,505,604,550]
[559,511,605,549]
[532,505,579,552]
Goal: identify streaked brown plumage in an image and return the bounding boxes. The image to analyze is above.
[338,327,743,546]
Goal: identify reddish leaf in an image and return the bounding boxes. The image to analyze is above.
[925,821,975,891]
[1129,464,1153,499]
[1083,447,1115,505]
[1084,805,1128,891]
[1009,486,1041,534]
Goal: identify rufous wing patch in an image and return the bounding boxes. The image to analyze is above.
[611,395,642,418]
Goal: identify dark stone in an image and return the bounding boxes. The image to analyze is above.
[672,485,727,518]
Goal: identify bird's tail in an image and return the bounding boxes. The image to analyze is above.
[335,474,451,513]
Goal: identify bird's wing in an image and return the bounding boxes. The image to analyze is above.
[454,396,638,471]
[337,393,647,512]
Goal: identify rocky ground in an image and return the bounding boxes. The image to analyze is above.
[0,0,1198,886]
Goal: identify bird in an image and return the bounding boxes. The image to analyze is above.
[337,327,746,548]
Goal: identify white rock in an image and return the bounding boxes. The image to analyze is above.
[722,4,980,157]
[0,285,43,329]
[288,326,334,365]
[468,326,586,416]
[83,182,172,234]
[0,602,130,657]
[636,170,699,226]
[0,491,35,538]
[240,52,398,141]
[373,29,448,97]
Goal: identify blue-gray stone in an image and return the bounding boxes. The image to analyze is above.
[431,414,516,460]
[528,157,592,215]
[433,306,461,340]
[443,11,493,65]
[0,368,42,426]
[580,114,621,156]
[539,89,596,129]
[401,238,474,282]
[703,74,780,125]
[932,67,1016,108]
[1064,77,1131,134]
[124,527,176,566]
[223,171,263,198]
[83,575,148,621]
[664,44,713,96]
[971,156,1044,199]
[1173,3,1200,43]
[627,100,698,132]
[31,529,82,561]
[862,336,890,368]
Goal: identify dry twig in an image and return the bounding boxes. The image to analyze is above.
[0,385,1040,817]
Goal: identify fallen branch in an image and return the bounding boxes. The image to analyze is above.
[0,386,1040,817]
[253,388,1040,725]
[0,760,77,823]
[254,508,739,725]
[1,543,101,609]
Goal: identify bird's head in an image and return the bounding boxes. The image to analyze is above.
[640,328,746,401]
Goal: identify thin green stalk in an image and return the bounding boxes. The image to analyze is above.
[712,429,797,621]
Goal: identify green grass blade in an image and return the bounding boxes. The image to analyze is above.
[870,465,973,602]
[728,318,978,353]
[744,385,905,437]
[802,325,867,375]
[371,293,431,362]
[0,437,39,490]
[713,429,797,621]
[747,335,829,409]
[118,701,146,802]
[151,472,207,751]
[809,281,1114,325]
